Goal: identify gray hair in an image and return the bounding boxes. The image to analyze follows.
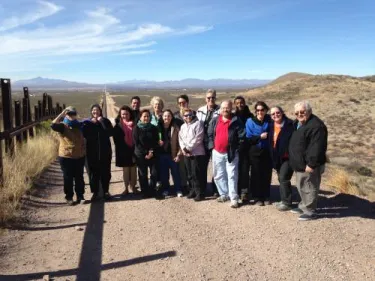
[294,101,312,113]
[206,89,216,96]
[270,105,285,115]
[150,96,164,109]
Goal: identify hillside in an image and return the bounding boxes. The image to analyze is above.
[243,73,375,197]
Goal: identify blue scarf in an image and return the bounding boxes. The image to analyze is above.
[63,117,82,130]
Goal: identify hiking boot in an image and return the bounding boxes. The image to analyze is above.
[66,199,74,206]
[186,191,196,199]
[194,195,204,202]
[276,202,292,212]
[290,207,303,215]
[177,192,183,198]
[230,200,239,208]
[216,196,229,203]
[298,213,318,221]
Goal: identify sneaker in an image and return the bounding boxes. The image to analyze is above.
[230,200,239,208]
[104,192,112,200]
[177,192,183,198]
[298,213,318,221]
[76,196,86,205]
[276,202,292,212]
[216,196,229,203]
[156,182,163,191]
[255,200,265,206]
[162,191,169,197]
[66,199,74,206]
[290,208,303,214]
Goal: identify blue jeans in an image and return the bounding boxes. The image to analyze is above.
[212,150,239,201]
[159,153,181,193]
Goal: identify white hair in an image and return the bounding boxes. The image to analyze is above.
[294,100,312,113]
[150,96,164,109]
[220,100,233,109]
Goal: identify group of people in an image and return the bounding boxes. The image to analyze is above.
[51,89,328,221]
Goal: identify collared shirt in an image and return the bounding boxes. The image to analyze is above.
[214,115,231,153]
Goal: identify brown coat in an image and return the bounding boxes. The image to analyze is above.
[170,124,182,158]
[57,125,86,159]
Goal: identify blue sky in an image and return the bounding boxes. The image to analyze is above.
[0,0,374,83]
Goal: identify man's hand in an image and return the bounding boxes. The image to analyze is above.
[260,132,268,139]
[305,165,314,173]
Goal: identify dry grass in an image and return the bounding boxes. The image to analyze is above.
[0,132,58,225]
[326,168,360,196]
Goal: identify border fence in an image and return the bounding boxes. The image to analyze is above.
[0,78,65,184]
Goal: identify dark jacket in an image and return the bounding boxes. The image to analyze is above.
[235,106,254,152]
[132,109,140,123]
[174,110,197,128]
[132,124,160,157]
[82,118,113,166]
[269,116,294,169]
[288,114,328,172]
[113,118,135,167]
[207,115,246,163]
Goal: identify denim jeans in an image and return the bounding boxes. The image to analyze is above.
[159,153,182,194]
[212,149,239,201]
[59,157,85,200]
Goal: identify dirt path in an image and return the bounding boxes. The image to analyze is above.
[0,94,375,281]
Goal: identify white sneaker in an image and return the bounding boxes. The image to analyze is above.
[230,200,239,208]
[177,192,183,198]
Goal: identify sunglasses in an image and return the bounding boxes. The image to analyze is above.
[67,112,77,116]
[256,108,265,112]
[295,110,306,116]
[271,111,281,116]
[184,113,193,117]
[206,96,216,100]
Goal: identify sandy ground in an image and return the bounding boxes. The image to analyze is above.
[0,94,375,281]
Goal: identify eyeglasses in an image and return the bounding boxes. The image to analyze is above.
[271,111,281,116]
[256,108,265,112]
[206,96,216,100]
[178,101,187,105]
[183,113,193,117]
[295,110,306,116]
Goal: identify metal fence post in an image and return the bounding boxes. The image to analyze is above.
[1,78,15,155]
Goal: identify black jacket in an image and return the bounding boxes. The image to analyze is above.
[235,106,254,152]
[132,109,140,123]
[132,124,160,157]
[82,118,113,166]
[207,115,246,163]
[288,114,328,172]
[269,116,294,169]
[173,110,184,128]
[113,118,135,167]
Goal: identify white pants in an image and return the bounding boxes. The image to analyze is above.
[212,149,239,201]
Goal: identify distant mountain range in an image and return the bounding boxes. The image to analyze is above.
[12,77,271,90]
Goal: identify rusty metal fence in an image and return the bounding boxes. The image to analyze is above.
[0,78,65,183]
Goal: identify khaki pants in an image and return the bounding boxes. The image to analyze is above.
[123,166,137,192]
[296,165,325,215]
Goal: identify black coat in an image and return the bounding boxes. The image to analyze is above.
[235,106,254,152]
[132,109,140,123]
[113,119,135,167]
[269,116,294,169]
[288,114,328,172]
[132,124,160,157]
[82,118,113,167]
[173,110,184,128]
[207,115,246,163]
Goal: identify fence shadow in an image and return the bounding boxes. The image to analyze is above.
[0,251,176,281]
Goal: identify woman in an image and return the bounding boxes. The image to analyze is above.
[245,101,272,206]
[150,96,164,127]
[159,110,183,198]
[133,109,159,198]
[51,106,85,205]
[82,104,113,201]
[179,108,206,201]
[113,105,137,196]
[269,106,295,211]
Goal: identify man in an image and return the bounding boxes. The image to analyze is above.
[288,101,328,221]
[208,100,245,208]
[196,89,220,196]
[130,96,141,122]
[233,96,253,203]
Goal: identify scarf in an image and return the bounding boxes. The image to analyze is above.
[63,118,81,130]
[121,119,134,147]
[137,121,152,129]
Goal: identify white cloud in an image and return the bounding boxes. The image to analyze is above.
[119,50,156,56]
[0,1,63,32]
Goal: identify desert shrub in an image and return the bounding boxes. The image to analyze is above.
[35,120,52,135]
[0,132,58,225]
[326,168,360,195]
[349,98,360,104]
[357,167,372,177]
